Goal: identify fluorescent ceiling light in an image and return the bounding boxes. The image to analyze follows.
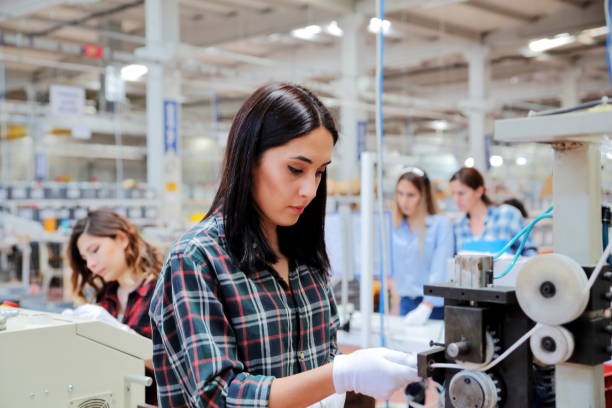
[516,156,527,166]
[607,152,612,160]
[582,26,609,37]
[291,25,322,40]
[489,155,504,167]
[325,21,343,37]
[464,157,474,168]
[368,17,391,35]
[528,33,576,53]
[430,120,449,131]
[120,64,148,81]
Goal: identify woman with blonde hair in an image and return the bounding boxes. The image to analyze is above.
[390,167,454,325]
[65,209,162,404]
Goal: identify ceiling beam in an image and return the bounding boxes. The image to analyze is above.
[0,0,66,22]
[485,1,604,45]
[466,1,537,24]
[216,0,275,12]
[262,0,354,14]
[27,0,144,37]
[180,0,238,16]
[180,5,339,46]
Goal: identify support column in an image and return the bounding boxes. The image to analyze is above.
[561,66,581,108]
[143,0,182,227]
[338,12,367,181]
[553,142,604,408]
[463,46,490,172]
[337,12,367,321]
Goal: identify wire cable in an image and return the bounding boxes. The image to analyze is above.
[431,323,542,372]
[493,206,553,259]
[494,214,553,279]
[606,0,612,87]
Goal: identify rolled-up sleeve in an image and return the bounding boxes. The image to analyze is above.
[424,217,454,306]
[150,247,274,408]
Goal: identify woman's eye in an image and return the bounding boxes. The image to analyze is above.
[92,246,99,254]
[316,169,325,177]
[288,165,302,174]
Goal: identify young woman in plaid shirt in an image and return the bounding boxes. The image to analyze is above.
[149,83,419,408]
[449,167,537,255]
[66,209,162,405]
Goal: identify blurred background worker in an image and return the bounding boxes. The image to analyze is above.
[450,167,537,256]
[389,168,454,325]
[65,209,162,405]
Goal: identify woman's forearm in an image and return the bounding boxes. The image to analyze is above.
[269,362,336,408]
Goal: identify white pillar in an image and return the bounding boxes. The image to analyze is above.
[338,12,367,181]
[464,46,490,172]
[552,142,604,408]
[561,67,581,108]
[144,0,182,227]
[360,152,375,348]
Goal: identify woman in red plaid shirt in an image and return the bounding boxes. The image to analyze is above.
[66,209,162,405]
[149,82,420,408]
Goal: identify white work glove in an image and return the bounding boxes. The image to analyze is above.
[332,347,420,400]
[62,304,131,332]
[403,303,432,326]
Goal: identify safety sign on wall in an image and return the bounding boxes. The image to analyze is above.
[164,100,179,153]
[50,84,85,117]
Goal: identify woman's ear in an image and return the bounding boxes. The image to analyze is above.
[476,185,485,198]
[115,232,129,250]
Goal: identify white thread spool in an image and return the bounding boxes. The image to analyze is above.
[516,254,589,325]
[529,324,575,365]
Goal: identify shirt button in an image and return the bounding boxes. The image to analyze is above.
[298,352,305,360]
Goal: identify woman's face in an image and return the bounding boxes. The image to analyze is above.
[396,179,422,218]
[450,180,483,213]
[252,126,333,230]
[76,233,128,282]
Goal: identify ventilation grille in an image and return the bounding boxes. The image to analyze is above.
[71,393,113,408]
[77,398,111,408]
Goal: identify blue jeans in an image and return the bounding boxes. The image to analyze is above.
[399,296,444,320]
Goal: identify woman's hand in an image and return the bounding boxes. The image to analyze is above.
[63,304,132,332]
[403,302,433,326]
[332,347,420,400]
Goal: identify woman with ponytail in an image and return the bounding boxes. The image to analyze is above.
[389,167,453,325]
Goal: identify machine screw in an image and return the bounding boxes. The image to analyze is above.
[540,281,556,298]
[604,292,612,301]
[67,385,74,393]
[429,340,445,348]
[464,378,471,385]
[447,341,470,358]
[604,325,612,334]
[603,271,612,281]
[541,336,556,352]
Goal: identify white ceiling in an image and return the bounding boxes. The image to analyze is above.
[0,0,609,135]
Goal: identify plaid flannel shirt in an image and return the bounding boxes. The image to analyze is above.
[453,204,537,256]
[97,277,157,338]
[149,212,339,408]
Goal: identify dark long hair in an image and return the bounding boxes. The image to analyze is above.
[207,82,338,275]
[449,167,495,206]
[67,209,163,303]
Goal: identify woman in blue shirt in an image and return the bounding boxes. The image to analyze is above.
[390,168,454,325]
[449,167,536,255]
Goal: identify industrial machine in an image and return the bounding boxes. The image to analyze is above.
[0,306,152,408]
[415,105,612,408]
